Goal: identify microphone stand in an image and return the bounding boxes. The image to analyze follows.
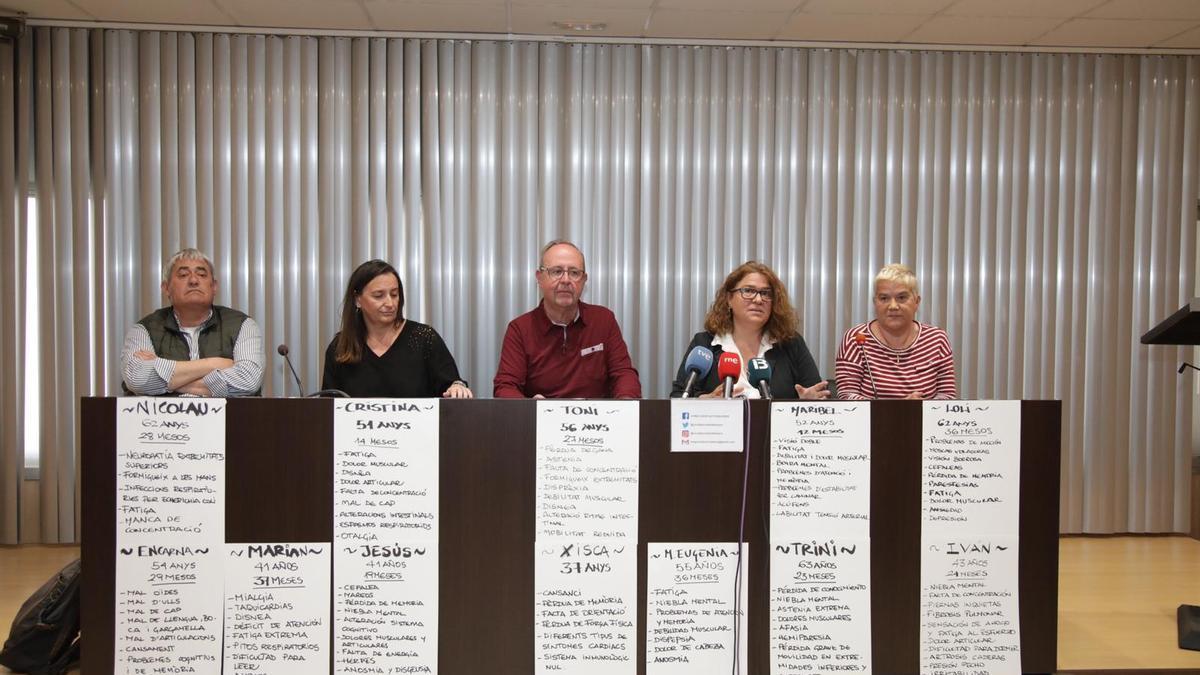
[277,345,306,397]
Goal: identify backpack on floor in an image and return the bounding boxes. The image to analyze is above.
[0,557,81,674]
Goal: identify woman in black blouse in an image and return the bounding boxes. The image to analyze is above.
[322,260,473,398]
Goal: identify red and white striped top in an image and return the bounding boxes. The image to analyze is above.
[834,321,957,399]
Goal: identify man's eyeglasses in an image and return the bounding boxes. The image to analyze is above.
[732,286,774,301]
[540,266,586,282]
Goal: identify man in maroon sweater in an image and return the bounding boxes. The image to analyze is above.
[493,240,642,399]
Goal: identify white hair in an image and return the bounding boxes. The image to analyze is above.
[162,248,215,283]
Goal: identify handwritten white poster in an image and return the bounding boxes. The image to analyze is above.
[333,399,440,674]
[536,401,639,541]
[921,401,1021,535]
[534,541,637,674]
[770,402,871,538]
[333,399,439,542]
[115,545,224,674]
[334,541,438,673]
[670,400,744,453]
[770,538,872,674]
[223,543,331,675]
[920,401,1022,674]
[919,537,1022,675]
[646,543,749,674]
[115,397,227,674]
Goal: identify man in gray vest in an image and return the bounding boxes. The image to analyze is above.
[121,248,264,396]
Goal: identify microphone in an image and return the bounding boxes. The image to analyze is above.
[1180,362,1200,374]
[680,346,715,398]
[277,344,306,397]
[855,332,879,398]
[747,358,773,400]
[717,352,742,399]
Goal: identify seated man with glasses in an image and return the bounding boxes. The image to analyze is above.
[493,239,642,399]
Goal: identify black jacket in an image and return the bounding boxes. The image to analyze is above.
[670,331,824,398]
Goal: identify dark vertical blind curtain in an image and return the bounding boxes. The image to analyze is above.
[0,28,1196,542]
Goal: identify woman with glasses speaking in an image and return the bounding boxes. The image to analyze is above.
[670,261,830,399]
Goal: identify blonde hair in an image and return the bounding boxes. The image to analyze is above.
[874,263,918,296]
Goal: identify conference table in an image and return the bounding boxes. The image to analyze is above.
[81,398,1061,674]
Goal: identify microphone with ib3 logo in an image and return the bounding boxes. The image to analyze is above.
[747,358,773,399]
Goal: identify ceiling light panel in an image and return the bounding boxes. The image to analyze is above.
[1086,0,1200,21]
[216,0,373,30]
[802,0,956,15]
[363,0,511,32]
[905,15,1062,44]
[778,12,928,42]
[71,0,234,25]
[942,0,1106,19]
[646,8,792,39]
[1032,18,1193,46]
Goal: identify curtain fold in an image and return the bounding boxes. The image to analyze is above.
[1,29,1196,542]
[0,38,22,545]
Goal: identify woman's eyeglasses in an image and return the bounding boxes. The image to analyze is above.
[732,287,773,301]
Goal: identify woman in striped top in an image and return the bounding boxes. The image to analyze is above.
[834,264,957,399]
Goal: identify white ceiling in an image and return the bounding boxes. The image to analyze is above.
[8,0,1200,49]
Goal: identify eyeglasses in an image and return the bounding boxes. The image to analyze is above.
[540,266,585,282]
[732,286,774,302]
